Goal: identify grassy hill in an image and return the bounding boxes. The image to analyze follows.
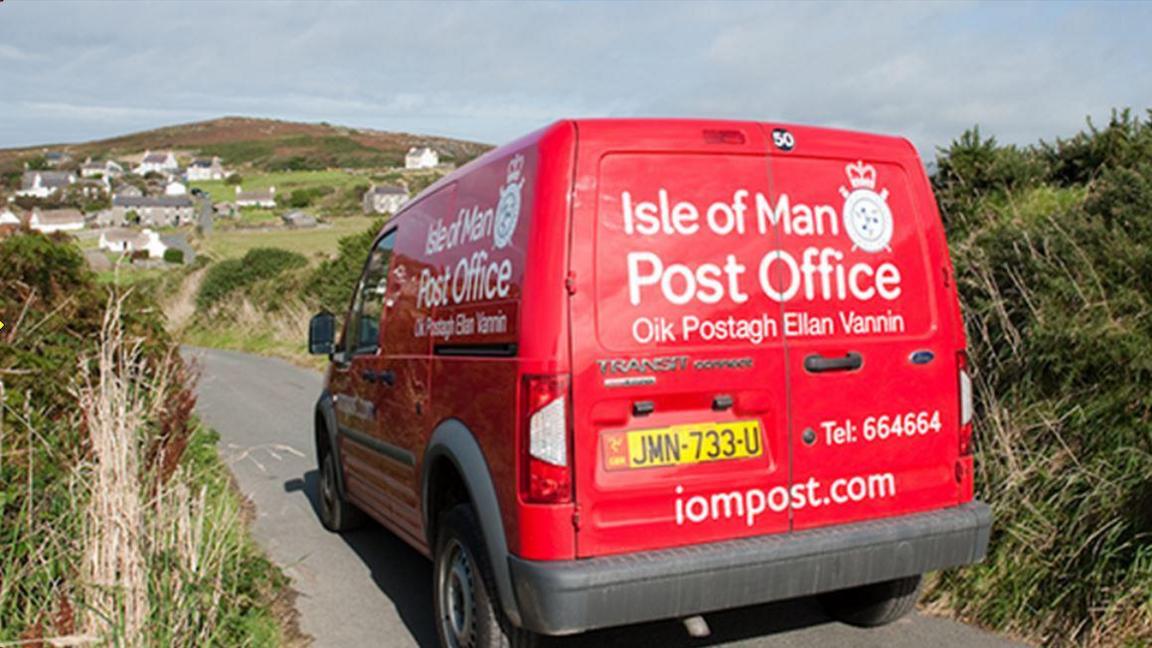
[0,116,491,172]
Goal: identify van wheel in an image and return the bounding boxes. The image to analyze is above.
[434,504,538,648]
[318,450,363,532]
[820,574,922,627]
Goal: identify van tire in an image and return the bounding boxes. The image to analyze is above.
[318,450,364,532]
[434,504,538,648]
[819,574,922,627]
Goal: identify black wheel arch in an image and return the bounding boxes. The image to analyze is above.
[421,418,522,627]
[314,391,348,497]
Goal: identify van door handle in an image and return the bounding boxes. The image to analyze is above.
[804,352,863,373]
[378,370,396,386]
[360,369,378,383]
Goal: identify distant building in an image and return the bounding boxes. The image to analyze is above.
[282,210,317,228]
[362,184,409,214]
[234,186,276,208]
[186,157,226,181]
[0,206,22,236]
[80,159,125,179]
[18,171,75,198]
[114,183,144,198]
[134,150,179,176]
[29,208,85,233]
[0,206,21,226]
[405,146,439,169]
[213,202,236,218]
[98,228,169,258]
[110,195,196,228]
[43,151,71,168]
[165,180,188,196]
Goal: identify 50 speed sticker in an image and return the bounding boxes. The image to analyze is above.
[819,410,942,446]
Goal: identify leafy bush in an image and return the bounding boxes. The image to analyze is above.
[282,185,335,208]
[163,248,185,264]
[0,232,286,644]
[197,247,307,309]
[306,218,384,313]
[927,109,1152,646]
[224,173,243,185]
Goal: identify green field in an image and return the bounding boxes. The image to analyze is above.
[188,169,371,205]
[200,215,378,261]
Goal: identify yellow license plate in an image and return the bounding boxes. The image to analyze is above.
[602,420,763,471]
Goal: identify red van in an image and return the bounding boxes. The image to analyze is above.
[308,119,991,647]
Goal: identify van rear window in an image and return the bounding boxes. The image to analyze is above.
[593,153,935,351]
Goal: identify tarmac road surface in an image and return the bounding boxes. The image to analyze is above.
[187,346,1022,648]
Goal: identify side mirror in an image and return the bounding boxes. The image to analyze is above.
[308,311,336,356]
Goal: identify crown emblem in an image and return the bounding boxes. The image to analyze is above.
[506,154,525,184]
[845,160,876,190]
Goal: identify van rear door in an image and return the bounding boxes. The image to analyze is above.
[568,122,792,557]
[763,125,964,531]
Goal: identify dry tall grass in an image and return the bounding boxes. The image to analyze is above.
[76,298,149,643]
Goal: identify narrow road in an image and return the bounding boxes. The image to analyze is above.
[187,346,1022,648]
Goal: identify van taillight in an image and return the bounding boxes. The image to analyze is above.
[958,351,974,456]
[521,374,572,503]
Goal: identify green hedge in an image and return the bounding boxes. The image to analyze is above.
[197,247,307,310]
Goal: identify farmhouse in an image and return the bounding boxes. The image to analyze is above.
[186,157,226,181]
[80,159,125,179]
[235,186,276,208]
[135,150,179,176]
[405,146,439,169]
[98,227,168,258]
[0,206,23,236]
[29,208,85,233]
[165,180,188,196]
[363,184,409,214]
[111,195,196,228]
[18,171,75,198]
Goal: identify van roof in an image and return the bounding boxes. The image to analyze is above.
[396,118,920,222]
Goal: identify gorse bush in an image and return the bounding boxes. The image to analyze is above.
[926,109,1152,646]
[306,217,385,313]
[197,246,308,309]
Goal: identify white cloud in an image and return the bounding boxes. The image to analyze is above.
[0,1,1148,154]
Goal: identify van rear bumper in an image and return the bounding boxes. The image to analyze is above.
[508,501,992,635]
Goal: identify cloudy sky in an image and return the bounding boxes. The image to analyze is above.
[1,1,1149,158]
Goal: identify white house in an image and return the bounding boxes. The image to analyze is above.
[235,186,276,208]
[80,159,125,179]
[29,208,85,233]
[362,184,409,214]
[134,150,179,176]
[98,228,168,258]
[405,146,439,169]
[186,157,226,181]
[17,171,75,198]
[165,180,188,196]
[0,206,22,227]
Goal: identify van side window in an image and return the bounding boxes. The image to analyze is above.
[345,230,396,355]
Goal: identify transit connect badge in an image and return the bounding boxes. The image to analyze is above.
[493,154,525,250]
[839,160,893,253]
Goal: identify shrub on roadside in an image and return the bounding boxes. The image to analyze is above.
[925,110,1152,647]
[0,232,287,645]
[197,247,307,309]
[305,217,385,313]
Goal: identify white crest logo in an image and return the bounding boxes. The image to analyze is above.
[839,160,893,253]
[493,154,525,250]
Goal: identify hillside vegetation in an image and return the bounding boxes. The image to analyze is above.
[0,116,490,174]
[925,109,1152,646]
